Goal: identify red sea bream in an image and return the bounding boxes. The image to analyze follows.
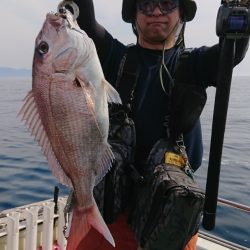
[18,9,121,249]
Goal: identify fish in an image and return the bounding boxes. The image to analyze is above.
[18,8,121,250]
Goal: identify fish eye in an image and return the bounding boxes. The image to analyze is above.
[37,41,49,55]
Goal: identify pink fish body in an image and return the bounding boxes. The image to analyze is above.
[19,10,121,249]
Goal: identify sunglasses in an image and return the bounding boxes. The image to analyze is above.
[137,0,179,16]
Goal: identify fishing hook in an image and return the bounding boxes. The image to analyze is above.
[57,0,80,20]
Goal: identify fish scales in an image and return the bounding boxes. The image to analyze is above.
[18,9,120,249]
[49,79,104,202]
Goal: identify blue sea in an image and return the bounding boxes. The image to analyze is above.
[0,76,249,248]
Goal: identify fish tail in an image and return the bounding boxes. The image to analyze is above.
[66,203,115,250]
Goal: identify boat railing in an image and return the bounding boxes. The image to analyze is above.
[218,198,250,213]
[0,196,249,250]
[0,197,67,250]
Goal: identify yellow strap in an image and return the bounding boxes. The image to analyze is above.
[164,152,186,168]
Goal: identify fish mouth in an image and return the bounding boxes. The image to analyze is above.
[46,13,64,27]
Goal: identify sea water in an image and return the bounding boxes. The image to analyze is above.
[0,76,249,247]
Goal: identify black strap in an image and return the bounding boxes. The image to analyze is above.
[115,45,140,110]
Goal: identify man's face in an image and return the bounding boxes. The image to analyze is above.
[135,0,181,48]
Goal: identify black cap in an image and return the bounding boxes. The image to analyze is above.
[122,0,197,23]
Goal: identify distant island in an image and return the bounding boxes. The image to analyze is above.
[0,67,31,77]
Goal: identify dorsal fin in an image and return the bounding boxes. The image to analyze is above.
[18,91,72,187]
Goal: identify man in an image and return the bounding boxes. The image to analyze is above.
[67,0,249,249]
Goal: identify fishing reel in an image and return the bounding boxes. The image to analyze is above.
[216,0,250,38]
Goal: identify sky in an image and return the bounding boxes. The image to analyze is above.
[0,0,249,75]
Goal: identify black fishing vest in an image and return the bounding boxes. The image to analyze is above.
[113,44,207,161]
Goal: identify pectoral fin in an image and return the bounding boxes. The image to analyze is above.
[103,79,122,104]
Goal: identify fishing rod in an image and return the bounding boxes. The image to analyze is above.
[202,0,250,230]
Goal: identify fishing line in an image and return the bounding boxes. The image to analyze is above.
[159,18,182,95]
[135,11,183,95]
